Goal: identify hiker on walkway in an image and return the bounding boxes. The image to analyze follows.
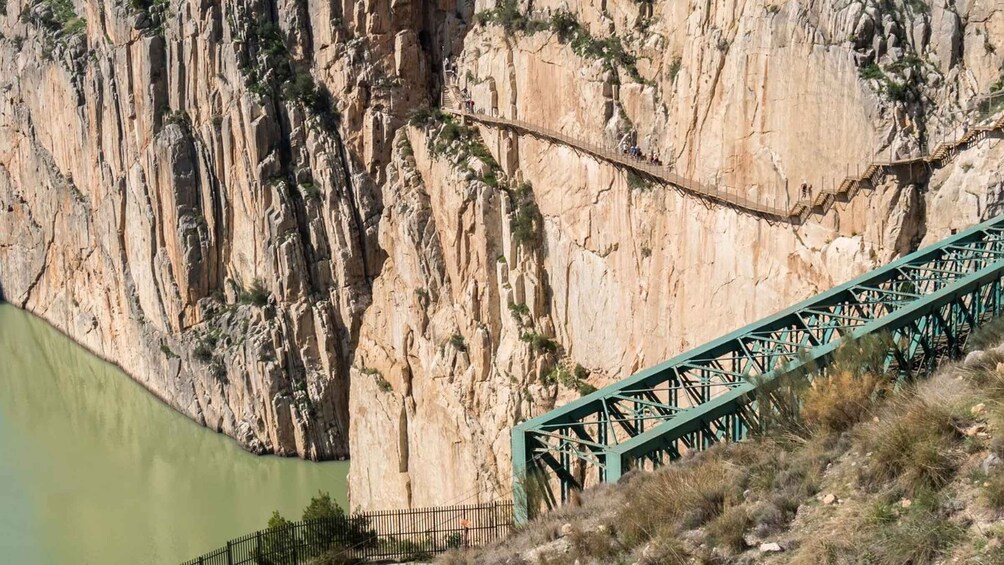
[460,517,471,549]
[618,132,633,155]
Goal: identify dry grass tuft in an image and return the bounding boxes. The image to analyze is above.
[791,492,963,565]
[967,317,1004,352]
[803,369,887,433]
[616,454,741,546]
[860,492,964,564]
[566,526,620,562]
[856,392,964,493]
[634,536,689,565]
[704,504,751,554]
[962,349,1004,401]
[985,472,1004,512]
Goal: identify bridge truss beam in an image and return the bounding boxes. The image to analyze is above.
[512,217,1004,521]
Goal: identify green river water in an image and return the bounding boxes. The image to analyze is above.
[0,304,349,564]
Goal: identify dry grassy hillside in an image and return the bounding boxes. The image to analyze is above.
[438,325,1004,565]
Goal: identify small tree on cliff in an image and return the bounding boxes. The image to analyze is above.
[257,511,298,564]
[301,491,377,554]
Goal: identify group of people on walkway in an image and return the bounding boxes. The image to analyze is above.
[460,87,477,113]
[799,181,814,201]
[620,140,664,167]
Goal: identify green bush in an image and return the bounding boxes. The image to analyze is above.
[240,279,270,306]
[193,342,213,363]
[408,107,446,127]
[543,364,596,396]
[469,142,500,170]
[482,170,499,188]
[299,180,321,200]
[258,512,299,564]
[550,11,579,42]
[449,334,467,352]
[511,183,540,245]
[508,302,530,318]
[859,63,884,81]
[261,493,377,564]
[301,491,376,553]
[627,170,651,190]
[521,332,557,353]
[129,0,169,35]
[476,0,529,33]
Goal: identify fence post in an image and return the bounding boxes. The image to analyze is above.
[226,541,234,565]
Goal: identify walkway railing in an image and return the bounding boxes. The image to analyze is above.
[180,501,514,564]
[442,82,1004,224]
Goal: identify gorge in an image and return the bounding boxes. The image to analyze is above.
[3,0,1004,526]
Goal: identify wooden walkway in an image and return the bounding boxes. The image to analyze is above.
[442,86,1004,224]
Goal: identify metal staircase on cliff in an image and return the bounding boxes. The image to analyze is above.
[442,85,1004,224]
[511,215,1004,521]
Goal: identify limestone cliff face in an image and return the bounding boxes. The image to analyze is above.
[0,0,442,459]
[1,0,1003,511]
[348,0,1004,509]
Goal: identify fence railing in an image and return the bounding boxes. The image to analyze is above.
[181,501,514,564]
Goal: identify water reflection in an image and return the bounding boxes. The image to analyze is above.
[0,305,349,564]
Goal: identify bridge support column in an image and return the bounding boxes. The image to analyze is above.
[512,426,531,524]
[605,453,625,484]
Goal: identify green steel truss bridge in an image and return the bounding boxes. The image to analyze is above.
[512,215,1004,521]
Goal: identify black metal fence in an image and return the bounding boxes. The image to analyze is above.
[181,500,514,564]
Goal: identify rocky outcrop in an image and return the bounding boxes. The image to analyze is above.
[2,0,1004,512]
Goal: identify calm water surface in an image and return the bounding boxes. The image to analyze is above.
[0,305,349,564]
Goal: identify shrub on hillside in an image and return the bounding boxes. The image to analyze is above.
[617,455,741,546]
[802,369,886,433]
[861,492,963,564]
[961,349,1004,398]
[705,505,751,553]
[856,393,963,493]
